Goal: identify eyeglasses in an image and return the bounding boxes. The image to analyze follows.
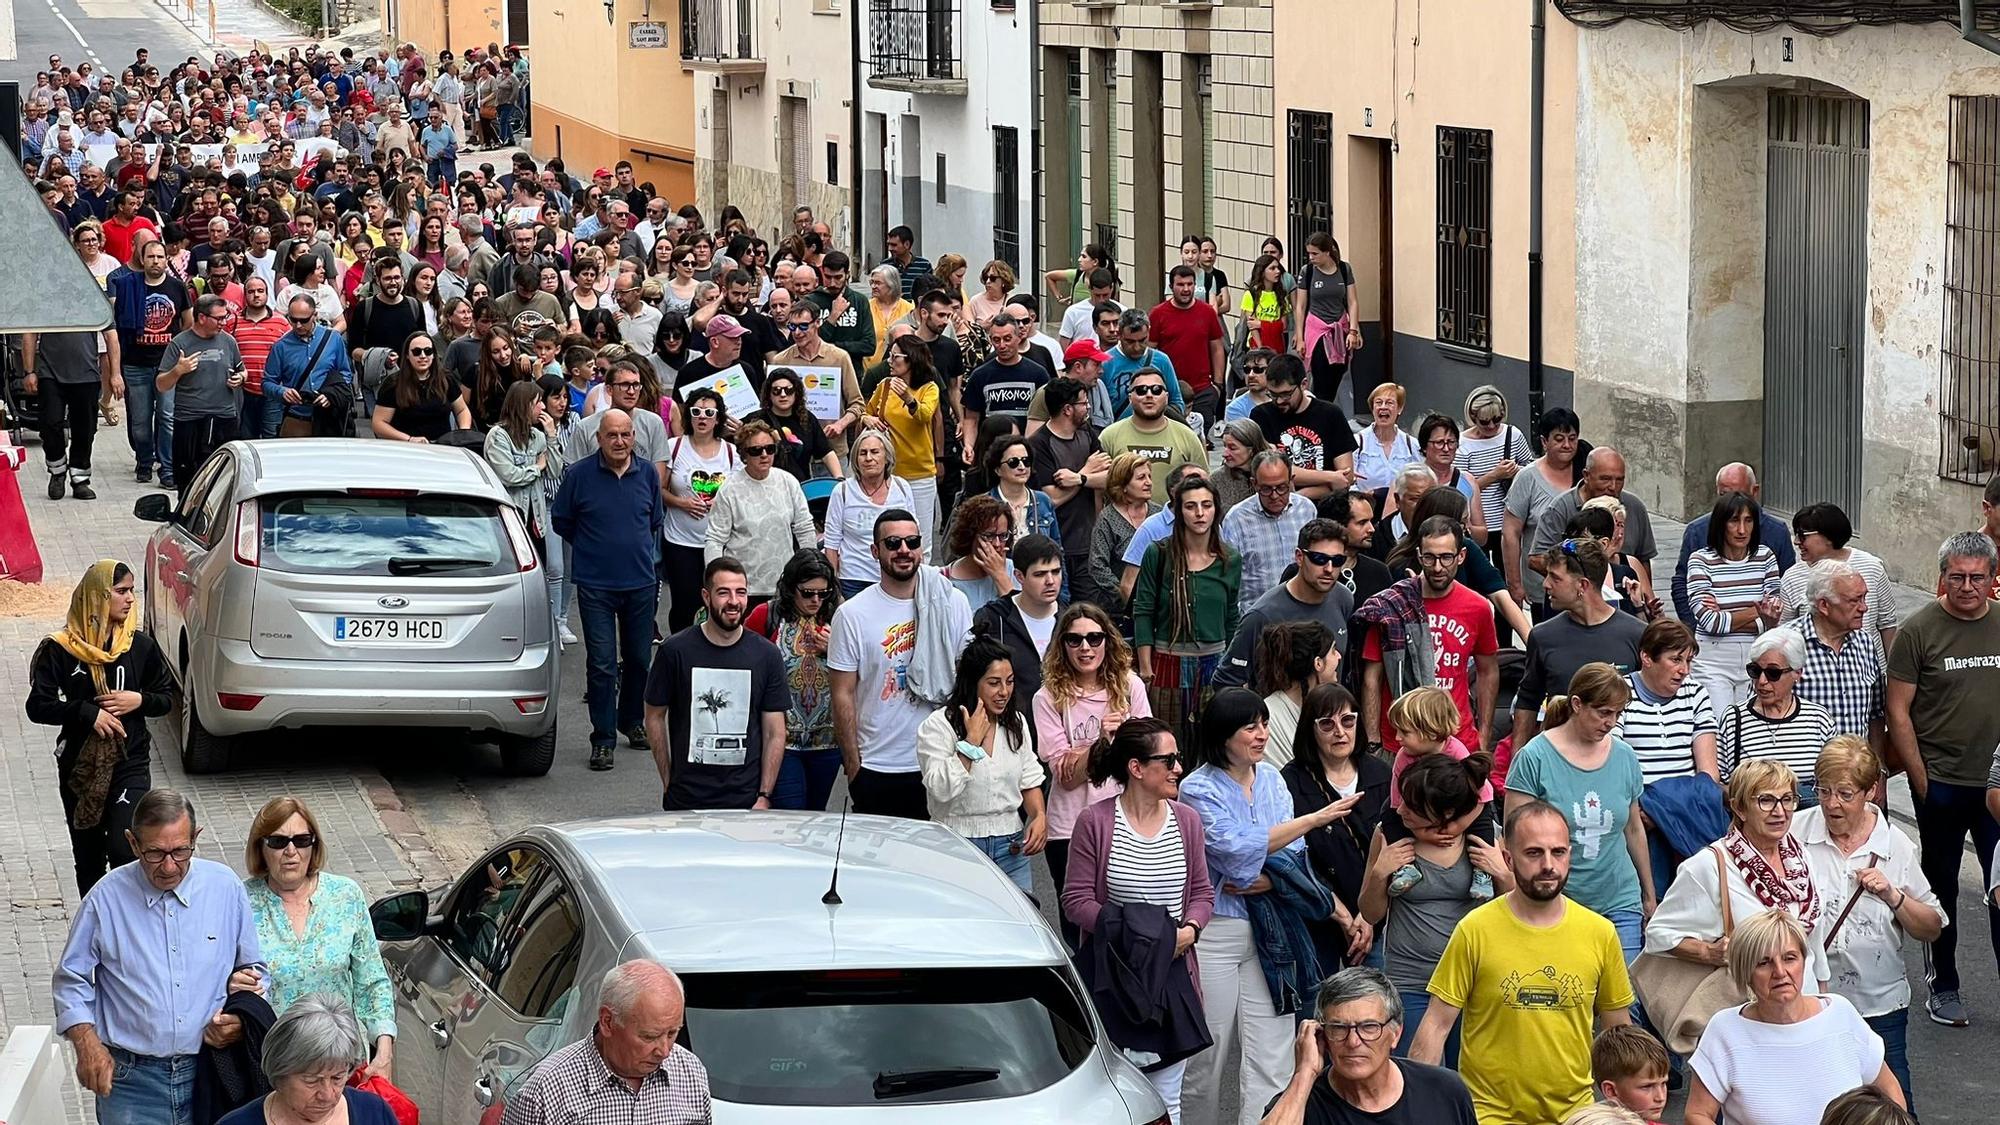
[980,530,1012,544]
[1255,482,1292,496]
[1745,663,1794,682]
[1323,1020,1390,1043]
[1945,573,1993,587]
[1301,548,1347,569]
[742,444,777,457]
[796,587,830,601]
[1418,551,1460,568]
[688,406,718,418]
[407,346,434,356]
[1315,712,1360,732]
[1062,631,1109,649]
[880,534,923,551]
[1129,385,1166,397]
[1426,437,1459,448]
[608,381,643,390]
[1001,456,1031,470]
[260,832,317,852]
[137,844,197,864]
[1820,786,1865,804]
[1753,792,1801,813]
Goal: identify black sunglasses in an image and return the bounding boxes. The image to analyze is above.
[880,534,923,551]
[1745,663,1794,682]
[1130,385,1166,397]
[796,587,830,601]
[1062,631,1109,649]
[260,832,317,851]
[742,444,778,457]
[1001,456,1031,470]
[1301,548,1347,569]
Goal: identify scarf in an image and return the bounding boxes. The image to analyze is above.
[50,560,137,694]
[1724,827,1822,932]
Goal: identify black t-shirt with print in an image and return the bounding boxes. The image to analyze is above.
[1252,397,1359,475]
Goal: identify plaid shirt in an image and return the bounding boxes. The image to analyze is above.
[1786,617,1885,737]
[501,1032,712,1125]
[1220,492,1317,612]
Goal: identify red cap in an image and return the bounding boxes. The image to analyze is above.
[1063,339,1111,366]
[592,167,611,179]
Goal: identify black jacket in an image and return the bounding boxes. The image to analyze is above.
[194,990,277,1125]
[26,631,175,780]
[971,593,1050,715]
[1281,751,1391,915]
[1080,901,1212,1070]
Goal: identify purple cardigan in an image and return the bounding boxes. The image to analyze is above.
[1061,797,1217,984]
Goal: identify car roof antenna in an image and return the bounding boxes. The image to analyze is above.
[821,798,848,906]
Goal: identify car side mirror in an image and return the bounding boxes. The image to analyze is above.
[133,493,174,523]
[371,889,430,941]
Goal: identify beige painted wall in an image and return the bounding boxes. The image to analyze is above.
[1272,0,1577,372]
[385,0,500,58]
[531,0,697,203]
[1573,18,2000,583]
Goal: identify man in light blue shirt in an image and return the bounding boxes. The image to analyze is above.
[1101,308,1185,421]
[54,789,261,1125]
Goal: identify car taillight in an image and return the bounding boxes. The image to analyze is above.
[217,693,264,711]
[513,696,547,715]
[347,487,420,498]
[500,507,538,573]
[233,499,259,566]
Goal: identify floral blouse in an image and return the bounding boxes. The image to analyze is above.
[245,872,397,1040]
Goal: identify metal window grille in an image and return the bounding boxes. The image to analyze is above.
[681,0,756,61]
[994,126,1021,271]
[1286,110,1332,273]
[1942,95,2000,483]
[869,0,962,82]
[1436,125,1493,353]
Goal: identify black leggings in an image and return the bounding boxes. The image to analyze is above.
[660,542,707,633]
[1309,348,1349,410]
[61,773,147,896]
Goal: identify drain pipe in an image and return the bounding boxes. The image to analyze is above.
[1965,0,2000,54]
[1527,0,1546,429]
[850,3,864,256]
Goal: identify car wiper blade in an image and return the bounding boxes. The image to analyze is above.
[387,556,489,574]
[872,1067,1001,1099]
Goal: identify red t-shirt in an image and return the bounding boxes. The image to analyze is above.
[101,215,157,264]
[1148,298,1223,395]
[1361,581,1499,751]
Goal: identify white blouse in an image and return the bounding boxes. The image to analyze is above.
[1690,994,1884,1125]
[915,709,1049,840]
[823,475,915,583]
[1794,805,1944,1018]
[1643,840,1831,989]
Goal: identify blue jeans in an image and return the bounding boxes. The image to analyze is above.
[968,831,1033,892]
[1394,988,1460,1067]
[98,1046,194,1125]
[772,746,841,811]
[544,527,568,621]
[1605,906,1645,965]
[575,584,657,749]
[1866,1008,1913,1115]
[239,390,281,440]
[497,103,518,144]
[121,364,173,481]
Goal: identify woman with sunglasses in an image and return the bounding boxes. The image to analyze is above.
[864,335,943,544]
[1034,602,1154,948]
[662,245,700,316]
[940,496,1018,610]
[918,638,1049,892]
[704,420,817,608]
[661,387,739,631]
[986,435,1061,548]
[372,330,469,443]
[1719,628,1837,798]
[745,550,846,811]
[240,795,396,1083]
[746,367,838,483]
[1061,717,1214,1120]
[1284,683,1391,974]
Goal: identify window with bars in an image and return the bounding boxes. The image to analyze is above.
[869,0,962,83]
[1286,110,1332,271]
[994,126,1021,271]
[1436,125,1493,355]
[1942,96,2000,483]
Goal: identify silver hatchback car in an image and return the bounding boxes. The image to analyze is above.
[134,439,558,774]
[368,813,1171,1124]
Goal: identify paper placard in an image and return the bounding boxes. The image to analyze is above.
[700,364,760,418]
[789,365,845,422]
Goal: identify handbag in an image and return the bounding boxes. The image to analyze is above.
[349,1070,420,1125]
[480,104,499,122]
[1630,845,1745,1055]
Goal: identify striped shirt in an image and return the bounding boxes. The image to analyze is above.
[1686,546,1780,638]
[1718,698,1838,784]
[1104,799,1187,920]
[1776,549,1900,640]
[1456,424,1528,530]
[1613,674,1719,783]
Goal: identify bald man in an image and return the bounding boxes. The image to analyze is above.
[1527,446,1661,597]
[1669,461,1797,624]
[502,959,711,1121]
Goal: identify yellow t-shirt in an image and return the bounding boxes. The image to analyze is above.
[1240,287,1285,325]
[1425,896,1635,1125]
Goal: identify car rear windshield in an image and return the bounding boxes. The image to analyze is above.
[681,967,1095,1106]
[260,493,512,577]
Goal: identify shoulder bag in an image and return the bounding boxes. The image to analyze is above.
[1630,845,1747,1055]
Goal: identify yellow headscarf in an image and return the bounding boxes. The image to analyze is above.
[50,560,137,693]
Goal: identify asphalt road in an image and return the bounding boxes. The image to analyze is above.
[0,0,201,93]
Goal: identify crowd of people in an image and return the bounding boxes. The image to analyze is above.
[23,39,1995,1125]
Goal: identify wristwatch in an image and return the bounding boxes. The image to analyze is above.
[756,790,772,802]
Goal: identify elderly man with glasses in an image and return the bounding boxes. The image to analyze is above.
[54,790,262,1125]
[1221,451,1320,613]
[1262,967,1475,1125]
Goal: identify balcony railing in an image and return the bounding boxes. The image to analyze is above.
[682,0,764,71]
[867,0,966,93]
[1554,0,1970,31]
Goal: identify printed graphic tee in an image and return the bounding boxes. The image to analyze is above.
[645,627,790,810]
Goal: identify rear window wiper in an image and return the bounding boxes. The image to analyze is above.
[387,556,491,574]
[872,1068,1001,1100]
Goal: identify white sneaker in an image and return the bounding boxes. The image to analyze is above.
[558,619,579,647]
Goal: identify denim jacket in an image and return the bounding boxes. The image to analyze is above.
[1244,847,1334,1018]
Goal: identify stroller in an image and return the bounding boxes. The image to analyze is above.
[0,335,38,449]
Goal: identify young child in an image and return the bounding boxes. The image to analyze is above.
[561,343,597,419]
[530,323,563,379]
[1381,686,1495,898]
[1562,1105,1644,1125]
[1590,1025,1670,1125]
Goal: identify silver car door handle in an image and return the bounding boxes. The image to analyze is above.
[429,1018,450,1048]
[473,1074,495,1106]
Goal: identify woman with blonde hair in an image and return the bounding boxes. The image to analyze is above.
[1506,662,1655,959]
[1794,736,1942,1112]
[933,252,970,301]
[1684,909,1904,1125]
[1089,452,1162,629]
[241,795,396,1081]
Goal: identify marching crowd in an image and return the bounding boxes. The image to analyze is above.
[19,39,1999,1125]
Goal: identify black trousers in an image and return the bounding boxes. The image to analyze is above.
[60,774,147,896]
[172,414,239,503]
[660,542,707,634]
[850,768,930,820]
[39,378,101,480]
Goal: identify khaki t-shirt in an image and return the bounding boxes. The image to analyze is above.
[1887,599,2000,786]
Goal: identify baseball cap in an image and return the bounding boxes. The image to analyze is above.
[592,167,611,179]
[1063,339,1111,366]
[705,314,748,340]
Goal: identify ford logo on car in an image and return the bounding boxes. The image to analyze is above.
[377,595,410,609]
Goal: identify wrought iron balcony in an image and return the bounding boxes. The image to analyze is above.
[682,0,764,73]
[867,0,967,94]
[1554,0,1988,32]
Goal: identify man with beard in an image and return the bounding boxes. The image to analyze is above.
[829,511,974,819]
[643,558,790,812]
[1097,366,1207,483]
[805,252,875,368]
[1358,518,1499,754]
[693,270,783,382]
[1253,353,1357,500]
[551,408,666,773]
[1409,801,1634,1125]
[1216,519,1353,690]
[1320,488,1394,605]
